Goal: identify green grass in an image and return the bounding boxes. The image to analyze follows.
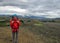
[34,23,43,26]
[0,18,60,43]
[28,22,60,43]
[0,22,6,26]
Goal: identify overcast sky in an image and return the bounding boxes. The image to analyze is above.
[0,0,60,18]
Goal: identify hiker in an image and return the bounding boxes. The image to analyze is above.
[10,15,21,43]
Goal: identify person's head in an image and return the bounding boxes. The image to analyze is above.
[12,14,18,20]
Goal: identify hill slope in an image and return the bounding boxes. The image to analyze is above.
[0,22,60,43]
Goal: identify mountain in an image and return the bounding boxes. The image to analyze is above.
[0,14,60,21]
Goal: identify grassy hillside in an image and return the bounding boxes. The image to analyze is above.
[0,18,60,43]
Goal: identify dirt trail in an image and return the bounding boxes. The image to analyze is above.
[0,27,44,43]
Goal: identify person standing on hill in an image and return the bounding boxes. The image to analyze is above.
[10,15,21,43]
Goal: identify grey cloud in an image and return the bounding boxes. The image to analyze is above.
[0,0,3,2]
[0,0,29,9]
[0,0,60,18]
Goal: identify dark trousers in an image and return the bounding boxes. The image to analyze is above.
[12,31,18,43]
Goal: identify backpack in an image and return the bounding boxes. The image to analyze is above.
[12,21,19,29]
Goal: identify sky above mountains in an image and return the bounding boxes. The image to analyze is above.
[0,0,60,18]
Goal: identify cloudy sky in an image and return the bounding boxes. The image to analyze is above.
[0,0,60,18]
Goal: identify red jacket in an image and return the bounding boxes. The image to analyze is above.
[10,19,21,32]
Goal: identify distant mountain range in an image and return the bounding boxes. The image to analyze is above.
[0,14,60,21]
